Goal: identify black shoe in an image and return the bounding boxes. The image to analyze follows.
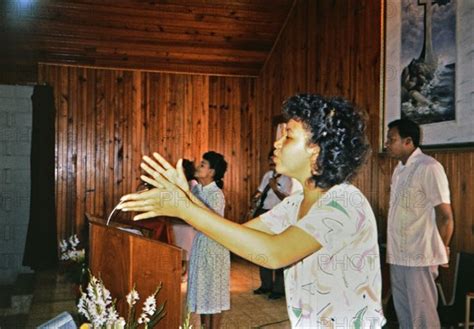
[253,287,271,295]
[268,292,285,300]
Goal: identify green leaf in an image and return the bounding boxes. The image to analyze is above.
[148,310,166,328]
[148,300,167,327]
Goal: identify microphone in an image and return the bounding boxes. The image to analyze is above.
[106,200,124,226]
[106,182,152,226]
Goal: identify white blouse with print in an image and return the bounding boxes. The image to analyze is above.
[261,183,386,328]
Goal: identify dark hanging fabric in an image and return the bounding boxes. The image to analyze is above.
[23,85,58,270]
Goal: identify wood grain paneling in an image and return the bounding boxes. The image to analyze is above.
[39,64,265,242]
[256,0,474,297]
[1,0,294,83]
[208,76,268,221]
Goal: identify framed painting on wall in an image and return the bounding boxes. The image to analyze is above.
[380,0,474,151]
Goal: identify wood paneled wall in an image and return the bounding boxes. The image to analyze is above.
[256,0,473,295]
[38,64,273,239]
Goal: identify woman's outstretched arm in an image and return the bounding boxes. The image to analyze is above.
[120,187,319,269]
[119,153,321,269]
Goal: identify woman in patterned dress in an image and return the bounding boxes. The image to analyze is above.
[120,94,386,328]
[187,151,229,329]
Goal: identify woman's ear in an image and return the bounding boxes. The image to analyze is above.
[308,144,320,175]
[308,144,320,159]
[209,168,216,178]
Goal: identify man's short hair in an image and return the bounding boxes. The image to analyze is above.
[388,119,421,147]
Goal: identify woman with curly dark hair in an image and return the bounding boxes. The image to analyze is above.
[119,94,385,328]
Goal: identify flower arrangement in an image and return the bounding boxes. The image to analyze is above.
[78,274,166,329]
[59,234,88,285]
[59,234,86,262]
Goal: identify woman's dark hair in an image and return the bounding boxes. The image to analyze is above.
[388,119,420,147]
[268,148,275,160]
[203,151,228,189]
[283,94,370,189]
[182,159,196,181]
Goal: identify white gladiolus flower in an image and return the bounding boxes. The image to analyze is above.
[107,305,119,321]
[137,294,156,324]
[126,289,139,306]
[59,234,85,262]
[76,274,164,328]
[105,319,114,329]
[59,239,68,253]
[69,234,80,248]
[78,275,116,327]
[114,317,126,329]
[137,313,149,324]
[77,293,88,319]
[142,295,157,316]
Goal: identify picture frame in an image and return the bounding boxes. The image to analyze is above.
[380,0,474,151]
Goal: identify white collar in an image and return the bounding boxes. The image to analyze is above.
[198,181,218,191]
[400,147,423,168]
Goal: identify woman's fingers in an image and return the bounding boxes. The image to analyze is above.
[134,211,160,221]
[120,205,155,212]
[143,156,176,183]
[141,162,166,182]
[141,163,175,187]
[176,158,183,172]
[153,152,173,170]
[141,175,163,189]
[117,199,151,209]
[141,159,166,177]
[118,153,189,220]
[143,153,189,193]
[176,158,187,181]
[120,188,162,202]
[175,158,191,192]
[120,192,146,202]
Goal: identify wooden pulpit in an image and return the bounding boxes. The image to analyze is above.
[87,214,182,328]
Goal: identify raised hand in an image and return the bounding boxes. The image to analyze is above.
[118,152,192,220]
[118,182,190,221]
[141,152,190,193]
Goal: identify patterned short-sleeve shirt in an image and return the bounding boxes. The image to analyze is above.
[261,183,386,328]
